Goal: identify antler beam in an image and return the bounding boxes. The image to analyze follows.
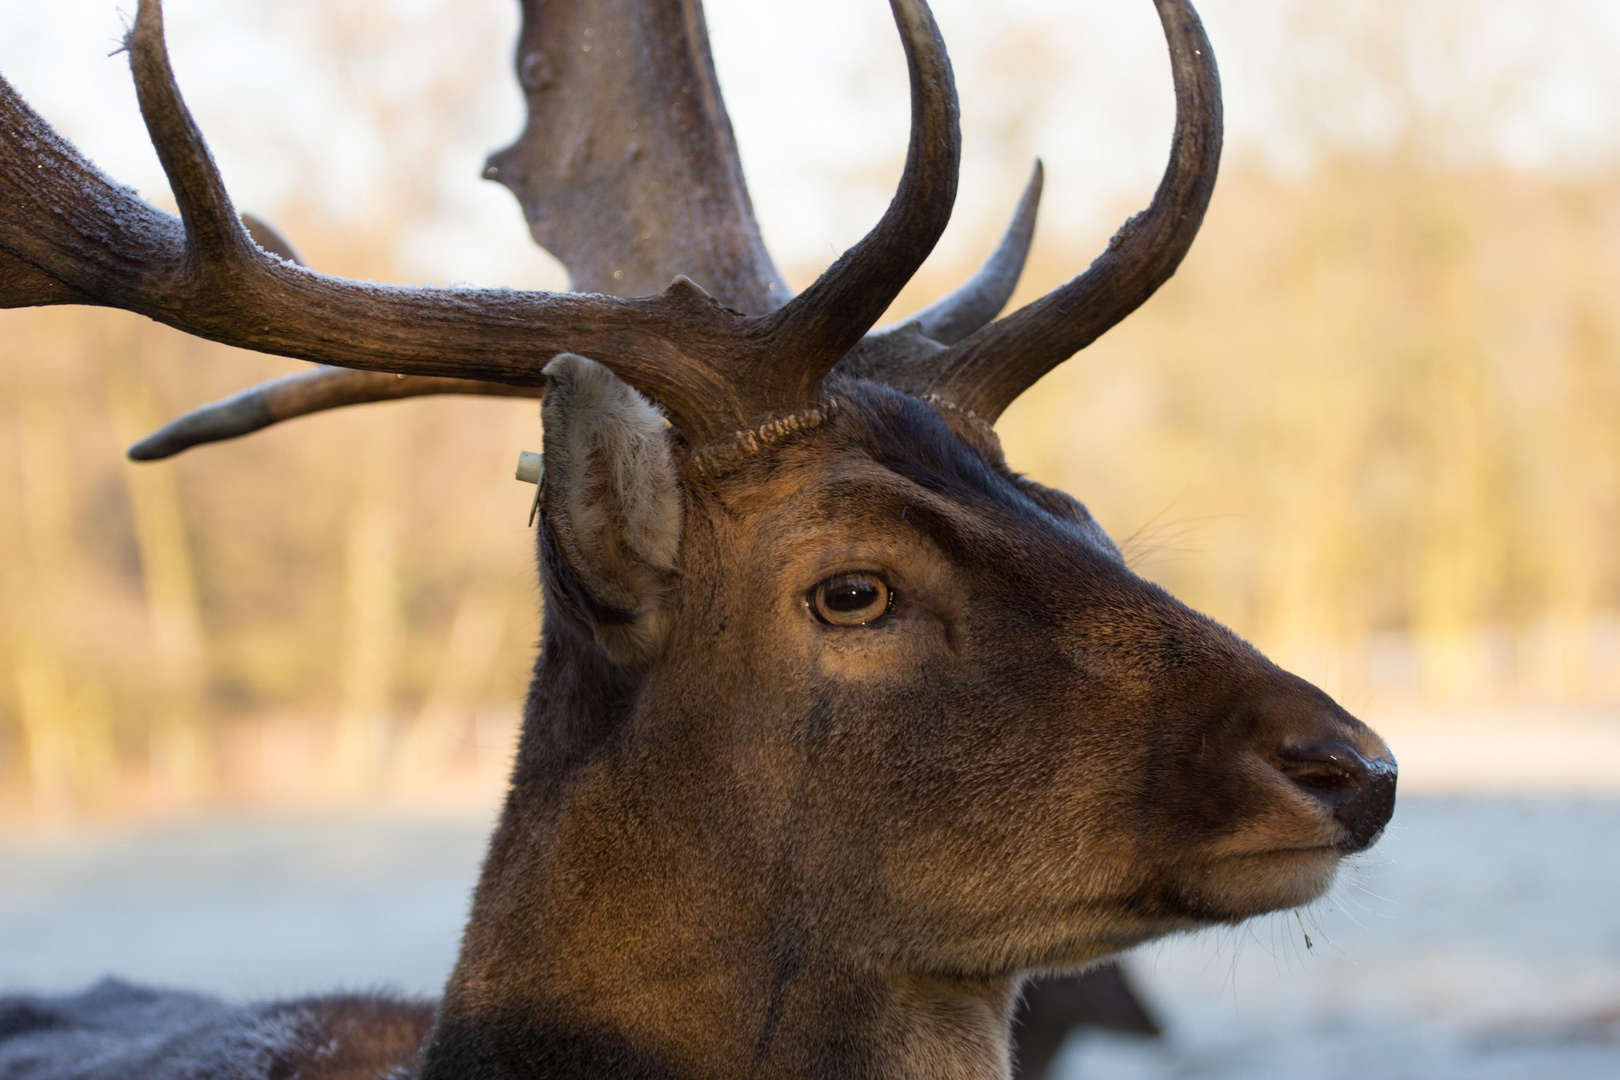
[9,0,1219,456]
[127,369,543,461]
[122,215,543,462]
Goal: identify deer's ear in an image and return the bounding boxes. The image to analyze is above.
[540,353,684,667]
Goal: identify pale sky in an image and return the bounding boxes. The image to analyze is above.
[1,0,1615,290]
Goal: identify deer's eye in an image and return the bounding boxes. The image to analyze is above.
[810,573,893,627]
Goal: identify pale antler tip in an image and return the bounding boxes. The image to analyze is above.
[128,390,274,461]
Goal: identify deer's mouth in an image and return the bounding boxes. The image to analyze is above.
[1169,846,1345,923]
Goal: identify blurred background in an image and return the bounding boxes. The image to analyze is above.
[0,0,1617,1076]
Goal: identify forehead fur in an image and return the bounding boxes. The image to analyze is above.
[706,379,1121,564]
[841,381,1014,502]
[702,380,996,498]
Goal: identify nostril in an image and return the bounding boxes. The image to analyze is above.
[1273,740,1370,798]
[1272,739,1398,852]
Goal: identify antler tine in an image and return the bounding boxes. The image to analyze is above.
[129,0,258,272]
[128,368,543,461]
[832,162,1042,385]
[906,159,1043,346]
[752,0,961,410]
[841,159,1042,383]
[922,0,1222,424]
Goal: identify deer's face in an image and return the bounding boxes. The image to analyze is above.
[546,362,1395,981]
[55,0,1388,1001]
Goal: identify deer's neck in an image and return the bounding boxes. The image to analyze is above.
[419,618,1014,1080]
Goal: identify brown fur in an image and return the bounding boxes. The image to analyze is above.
[414,373,1395,1080]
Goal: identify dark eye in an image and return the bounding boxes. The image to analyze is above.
[810,573,893,627]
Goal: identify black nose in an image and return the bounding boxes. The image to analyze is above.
[1273,740,1397,851]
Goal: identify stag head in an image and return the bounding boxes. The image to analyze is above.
[0,1,1394,1077]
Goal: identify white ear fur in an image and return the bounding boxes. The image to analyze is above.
[541,353,684,666]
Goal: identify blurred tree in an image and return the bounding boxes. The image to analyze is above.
[1,0,1618,816]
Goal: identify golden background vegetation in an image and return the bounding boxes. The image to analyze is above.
[1,0,1616,819]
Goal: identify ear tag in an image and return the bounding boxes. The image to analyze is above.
[515,450,544,526]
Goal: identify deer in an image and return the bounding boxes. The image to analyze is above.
[0,1,1396,1078]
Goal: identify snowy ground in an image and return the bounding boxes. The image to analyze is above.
[2,796,1618,1078]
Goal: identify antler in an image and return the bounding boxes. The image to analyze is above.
[906,0,1222,422]
[127,370,542,461]
[124,216,544,461]
[126,0,1050,460]
[109,0,1221,458]
[0,0,958,450]
[488,0,786,311]
[895,161,1044,348]
[130,162,1040,461]
[834,160,1043,383]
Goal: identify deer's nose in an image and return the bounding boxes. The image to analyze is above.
[1272,740,1397,851]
